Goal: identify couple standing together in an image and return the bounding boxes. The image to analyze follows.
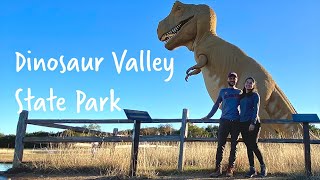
[202,72,267,178]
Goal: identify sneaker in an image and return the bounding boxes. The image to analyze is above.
[245,166,257,178]
[226,166,235,177]
[210,167,222,177]
[260,164,267,177]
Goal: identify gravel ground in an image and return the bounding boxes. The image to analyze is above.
[2,172,319,180]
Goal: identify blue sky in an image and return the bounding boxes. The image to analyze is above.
[1,0,319,135]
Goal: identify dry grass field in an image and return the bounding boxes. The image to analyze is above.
[1,142,320,179]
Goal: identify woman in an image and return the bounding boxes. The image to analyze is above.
[239,77,267,178]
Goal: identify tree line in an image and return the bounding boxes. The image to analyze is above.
[0,124,319,148]
[0,123,218,148]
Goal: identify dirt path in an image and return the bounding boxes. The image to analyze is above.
[1,172,315,180]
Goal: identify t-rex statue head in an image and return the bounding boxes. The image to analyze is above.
[157,1,217,51]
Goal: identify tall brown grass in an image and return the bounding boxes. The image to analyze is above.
[18,142,320,177]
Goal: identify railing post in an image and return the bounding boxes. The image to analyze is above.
[303,122,312,176]
[110,128,118,155]
[178,108,188,171]
[129,120,141,177]
[13,110,28,168]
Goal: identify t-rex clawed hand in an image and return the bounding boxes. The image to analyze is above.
[185,54,208,81]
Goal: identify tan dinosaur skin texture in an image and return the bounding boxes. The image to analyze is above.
[157,1,302,137]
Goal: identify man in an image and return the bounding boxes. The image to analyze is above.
[202,72,241,177]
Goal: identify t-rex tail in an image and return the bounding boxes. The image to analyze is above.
[266,84,306,137]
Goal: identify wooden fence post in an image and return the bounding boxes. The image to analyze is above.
[178,108,188,171]
[13,110,28,168]
[303,122,312,176]
[129,120,141,177]
[110,128,118,155]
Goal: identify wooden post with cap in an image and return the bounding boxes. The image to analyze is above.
[292,113,320,177]
[124,109,152,177]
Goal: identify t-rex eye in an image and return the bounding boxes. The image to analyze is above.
[176,6,181,11]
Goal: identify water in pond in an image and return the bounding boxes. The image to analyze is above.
[0,163,12,171]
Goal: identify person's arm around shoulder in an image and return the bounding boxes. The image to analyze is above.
[201,89,223,120]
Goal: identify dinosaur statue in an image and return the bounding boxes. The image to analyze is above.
[157,1,302,137]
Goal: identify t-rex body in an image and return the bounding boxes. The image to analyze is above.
[157,1,301,137]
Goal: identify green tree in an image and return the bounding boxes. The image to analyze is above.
[83,124,101,131]
[309,124,320,136]
[0,135,15,148]
[205,125,219,138]
[188,123,211,137]
[158,124,174,135]
[141,127,158,135]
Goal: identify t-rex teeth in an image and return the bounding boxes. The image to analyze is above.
[161,24,181,42]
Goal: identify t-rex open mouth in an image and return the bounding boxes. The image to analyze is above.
[160,16,194,43]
